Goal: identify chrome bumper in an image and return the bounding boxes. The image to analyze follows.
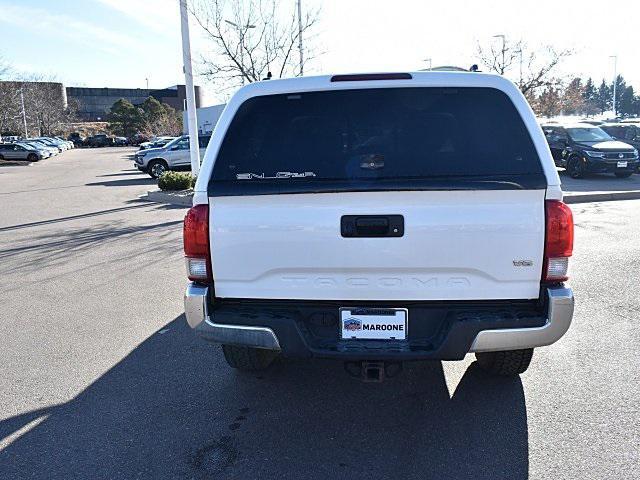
[184,283,573,354]
[184,283,281,350]
[470,286,574,352]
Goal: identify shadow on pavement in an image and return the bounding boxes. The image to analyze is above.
[0,315,529,480]
[97,171,142,177]
[86,177,157,187]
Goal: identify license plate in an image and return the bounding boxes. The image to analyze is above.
[617,161,628,168]
[340,308,407,340]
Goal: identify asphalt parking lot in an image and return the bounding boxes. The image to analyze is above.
[0,148,639,479]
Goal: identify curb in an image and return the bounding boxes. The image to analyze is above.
[142,189,193,207]
[564,190,640,204]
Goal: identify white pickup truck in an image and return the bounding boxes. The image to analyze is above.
[183,71,574,381]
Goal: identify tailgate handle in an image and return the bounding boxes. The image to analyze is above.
[356,217,389,234]
[341,215,404,237]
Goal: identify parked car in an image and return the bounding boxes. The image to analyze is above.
[0,143,44,162]
[183,72,575,379]
[68,132,85,147]
[134,134,210,178]
[35,137,68,151]
[23,139,59,156]
[86,134,115,147]
[16,142,51,159]
[30,138,63,153]
[542,123,639,178]
[599,123,640,150]
[54,136,74,149]
[138,136,175,151]
[114,136,128,146]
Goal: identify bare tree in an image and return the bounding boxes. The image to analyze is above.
[190,0,320,92]
[477,38,572,96]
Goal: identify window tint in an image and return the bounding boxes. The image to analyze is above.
[174,138,189,150]
[210,87,544,195]
[566,127,611,143]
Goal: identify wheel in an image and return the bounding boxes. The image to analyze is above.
[148,159,168,179]
[0,154,4,160]
[615,171,633,178]
[221,345,278,371]
[475,348,534,376]
[27,153,38,162]
[567,156,585,179]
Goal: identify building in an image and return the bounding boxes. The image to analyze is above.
[66,84,203,121]
[183,104,226,135]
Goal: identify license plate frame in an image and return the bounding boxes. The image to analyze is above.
[617,161,628,168]
[340,307,408,340]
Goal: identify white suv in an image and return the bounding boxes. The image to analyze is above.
[183,72,575,380]
[134,134,210,178]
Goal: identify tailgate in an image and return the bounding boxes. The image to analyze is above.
[209,190,545,301]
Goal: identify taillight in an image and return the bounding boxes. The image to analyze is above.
[543,200,574,282]
[183,204,212,282]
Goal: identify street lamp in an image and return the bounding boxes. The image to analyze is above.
[225,19,256,84]
[610,55,618,116]
[493,34,506,74]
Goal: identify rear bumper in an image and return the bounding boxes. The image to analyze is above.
[184,284,574,360]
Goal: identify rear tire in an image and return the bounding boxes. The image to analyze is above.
[475,348,534,376]
[222,345,278,371]
[615,171,633,178]
[567,156,585,179]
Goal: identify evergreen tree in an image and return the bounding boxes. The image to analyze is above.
[596,80,611,114]
[612,75,627,115]
[582,78,599,115]
[107,99,143,138]
[619,86,636,117]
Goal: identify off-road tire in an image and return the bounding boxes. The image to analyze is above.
[222,345,278,371]
[475,348,534,376]
[615,171,633,178]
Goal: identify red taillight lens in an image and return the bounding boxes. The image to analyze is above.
[543,200,574,282]
[183,204,212,282]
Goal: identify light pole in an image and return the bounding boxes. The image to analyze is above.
[225,19,256,84]
[179,0,200,177]
[610,55,618,116]
[493,34,506,74]
[516,48,523,88]
[297,0,304,76]
[423,57,432,70]
[20,89,28,138]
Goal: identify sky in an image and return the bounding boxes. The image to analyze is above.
[1,0,639,105]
